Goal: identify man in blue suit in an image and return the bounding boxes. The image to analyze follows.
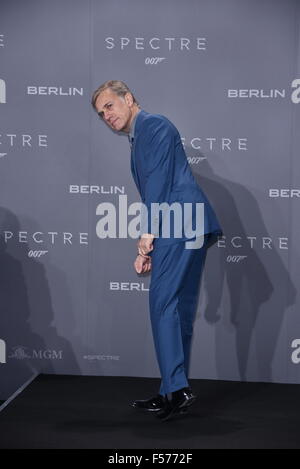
[92,80,222,421]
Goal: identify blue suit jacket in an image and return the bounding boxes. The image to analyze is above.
[130,110,223,248]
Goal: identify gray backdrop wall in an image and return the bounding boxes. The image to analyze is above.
[0,0,300,400]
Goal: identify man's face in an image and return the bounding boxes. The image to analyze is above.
[95,89,134,133]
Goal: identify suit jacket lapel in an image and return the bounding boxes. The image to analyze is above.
[130,110,148,195]
[130,143,138,189]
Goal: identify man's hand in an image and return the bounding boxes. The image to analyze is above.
[138,233,154,256]
[134,254,152,274]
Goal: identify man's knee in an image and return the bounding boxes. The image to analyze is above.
[149,290,179,319]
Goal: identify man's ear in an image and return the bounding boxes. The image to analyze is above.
[124,92,134,107]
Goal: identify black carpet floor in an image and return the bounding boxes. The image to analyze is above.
[0,374,299,449]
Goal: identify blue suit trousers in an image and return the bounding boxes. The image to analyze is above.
[149,238,208,396]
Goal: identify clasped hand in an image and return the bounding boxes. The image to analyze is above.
[134,234,154,274]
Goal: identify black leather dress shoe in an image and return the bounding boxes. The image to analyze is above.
[131,394,166,412]
[156,387,197,421]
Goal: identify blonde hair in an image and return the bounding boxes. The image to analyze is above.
[91,80,140,111]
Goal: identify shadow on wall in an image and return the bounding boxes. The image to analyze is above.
[186,147,297,382]
[0,207,81,400]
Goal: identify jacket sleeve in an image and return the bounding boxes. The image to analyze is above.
[140,118,175,238]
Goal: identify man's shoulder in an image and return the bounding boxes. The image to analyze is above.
[137,110,177,135]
